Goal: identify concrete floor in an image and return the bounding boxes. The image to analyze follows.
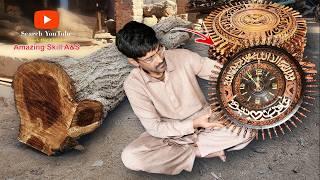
[0,20,319,180]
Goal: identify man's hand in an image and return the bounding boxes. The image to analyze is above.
[193,114,224,129]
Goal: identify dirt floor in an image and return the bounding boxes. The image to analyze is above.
[0,20,319,180]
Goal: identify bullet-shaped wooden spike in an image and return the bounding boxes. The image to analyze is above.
[262,129,265,140]
[297,111,307,118]
[279,125,285,135]
[304,95,316,100]
[209,76,218,80]
[296,26,307,31]
[219,115,228,122]
[237,127,242,136]
[303,68,318,74]
[231,125,237,132]
[305,75,316,80]
[211,106,221,112]
[267,129,272,139]
[296,19,306,23]
[300,106,311,113]
[255,131,259,140]
[210,107,219,112]
[208,81,217,85]
[214,111,224,117]
[296,30,307,36]
[209,97,218,101]
[273,127,278,137]
[302,67,317,72]
[217,41,229,51]
[293,115,303,123]
[208,92,217,96]
[218,114,227,121]
[220,119,229,126]
[212,112,223,118]
[210,102,219,107]
[211,36,221,42]
[226,121,233,128]
[284,122,292,131]
[289,119,297,127]
[250,130,256,139]
[305,90,319,93]
[306,79,319,83]
[291,37,302,45]
[214,39,225,46]
[208,89,216,94]
[243,128,248,138]
[303,101,314,106]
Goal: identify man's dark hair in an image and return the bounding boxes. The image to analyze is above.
[116,21,159,59]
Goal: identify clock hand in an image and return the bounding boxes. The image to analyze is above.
[256,73,261,90]
[246,72,260,88]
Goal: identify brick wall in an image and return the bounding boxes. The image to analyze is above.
[115,0,143,32]
[176,0,188,14]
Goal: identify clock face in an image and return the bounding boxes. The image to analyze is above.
[233,61,286,110]
[217,47,303,129]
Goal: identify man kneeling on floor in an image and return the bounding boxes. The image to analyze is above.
[115,21,254,175]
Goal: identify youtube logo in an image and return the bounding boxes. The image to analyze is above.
[34,10,59,29]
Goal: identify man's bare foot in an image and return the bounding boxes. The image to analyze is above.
[206,150,226,162]
[219,153,226,162]
[195,148,226,162]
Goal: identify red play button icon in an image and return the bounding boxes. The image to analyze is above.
[34,10,59,29]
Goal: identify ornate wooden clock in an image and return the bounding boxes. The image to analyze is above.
[204,1,318,139]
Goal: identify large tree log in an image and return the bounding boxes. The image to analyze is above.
[153,16,192,48]
[13,44,131,155]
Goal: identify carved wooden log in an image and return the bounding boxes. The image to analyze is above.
[13,44,131,155]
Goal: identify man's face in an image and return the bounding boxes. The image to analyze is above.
[135,44,167,74]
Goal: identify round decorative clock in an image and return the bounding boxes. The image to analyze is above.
[204,1,318,139]
[217,46,303,129]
